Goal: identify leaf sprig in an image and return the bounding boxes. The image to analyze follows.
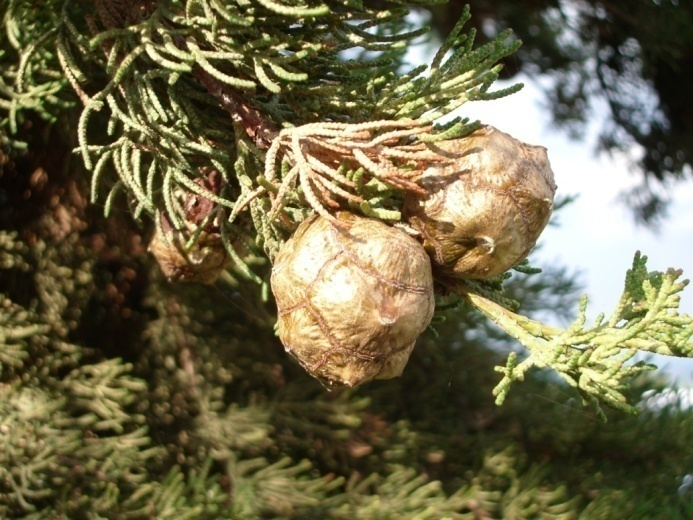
[28,1,520,268]
[460,252,692,420]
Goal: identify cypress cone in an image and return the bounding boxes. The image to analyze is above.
[271,212,435,387]
[406,126,557,279]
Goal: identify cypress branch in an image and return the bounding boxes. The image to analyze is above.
[458,252,692,420]
[2,3,692,516]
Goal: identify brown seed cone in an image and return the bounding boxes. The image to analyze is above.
[149,213,232,284]
[270,212,435,387]
[405,126,557,279]
[149,169,233,284]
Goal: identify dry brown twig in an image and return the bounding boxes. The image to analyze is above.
[263,120,448,225]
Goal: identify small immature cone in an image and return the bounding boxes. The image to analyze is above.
[271,212,435,387]
[149,214,232,284]
[149,169,232,284]
[406,126,557,279]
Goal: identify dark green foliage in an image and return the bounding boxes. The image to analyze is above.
[2,159,691,515]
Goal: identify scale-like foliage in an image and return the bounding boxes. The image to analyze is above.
[2,0,520,266]
[462,252,692,420]
[1,1,692,518]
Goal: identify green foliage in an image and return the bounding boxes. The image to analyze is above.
[1,0,520,267]
[0,0,72,143]
[323,449,579,519]
[1,201,692,516]
[461,252,692,420]
[1,1,692,518]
